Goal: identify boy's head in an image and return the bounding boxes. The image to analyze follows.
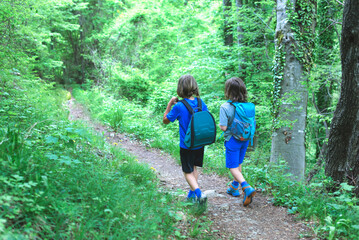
[225,77,247,102]
[177,74,200,98]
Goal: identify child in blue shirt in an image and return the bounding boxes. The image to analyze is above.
[219,77,256,207]
[163,74,207,204]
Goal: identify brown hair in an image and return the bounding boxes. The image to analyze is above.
[225,77,247,102]
[177,74,200,98]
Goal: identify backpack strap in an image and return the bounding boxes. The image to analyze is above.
[180,99,194,114]
[197,98,202,111]
[227,100,237,126]
[229,101,248,119]
[180,98,202,114]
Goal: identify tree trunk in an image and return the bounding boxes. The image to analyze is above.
[326,0,359,194]
[270,0,311,181]
[223,0,233,47]
[235,0,244,72]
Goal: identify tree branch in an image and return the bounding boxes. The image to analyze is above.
[335,0,344,6]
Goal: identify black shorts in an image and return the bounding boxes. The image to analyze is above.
[180,147,204,173]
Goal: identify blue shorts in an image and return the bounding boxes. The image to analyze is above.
[225,136,249,169]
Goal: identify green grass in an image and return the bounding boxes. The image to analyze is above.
[0,76,213,239]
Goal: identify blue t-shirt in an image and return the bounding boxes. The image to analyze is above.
[166,98,208,149]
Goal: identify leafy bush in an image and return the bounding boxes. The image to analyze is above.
[73,87,180,156]
[147,81,177,114]
[110,67,153,102]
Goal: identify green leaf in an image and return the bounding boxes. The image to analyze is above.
[0,218,6,233]
[45,136,59,144]
[7,111,18,116]
[340,183,354,191]
[46,154,59,160]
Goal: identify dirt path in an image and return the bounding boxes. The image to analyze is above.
[67,97,312,240]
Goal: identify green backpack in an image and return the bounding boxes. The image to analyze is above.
[180,98,216,149]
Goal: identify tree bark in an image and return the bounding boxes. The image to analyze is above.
[270,0,309,181]
[326,0,359,193]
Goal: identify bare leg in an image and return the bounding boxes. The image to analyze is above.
[183,172,199,191]
[193,166,199,182]
[229,164,245,184]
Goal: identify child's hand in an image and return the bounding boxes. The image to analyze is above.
[163,97,179,124]
[169,97,179,106]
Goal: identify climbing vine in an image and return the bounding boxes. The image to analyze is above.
[272,0,316,128]
[288,0,316,72]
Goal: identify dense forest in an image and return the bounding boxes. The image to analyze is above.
[1,0,359,239]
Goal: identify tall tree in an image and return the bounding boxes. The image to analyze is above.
[223,0,233,47]
[235,0,244,72]
[270,0,315,180]
[222,0,234,74]
[326,0,359,193]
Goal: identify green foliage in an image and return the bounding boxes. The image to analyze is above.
[148,81,177,114]
[241,159,359,240]
[307,0,342,162]
[287,0,316,72]
[72,87,180,157]
[110,66,153,102]
[315,0,342,62]
[0,75,207,239]
[1,0,355,239]
[95,1,182,86]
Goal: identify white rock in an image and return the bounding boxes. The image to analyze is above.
[203,190,216,197]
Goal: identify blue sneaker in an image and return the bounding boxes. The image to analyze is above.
[197,193,207,207]
[227,183,240,197]
[242,186,256,207]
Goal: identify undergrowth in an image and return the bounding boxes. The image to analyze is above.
[72,85,359,240]
[0,75,212,239]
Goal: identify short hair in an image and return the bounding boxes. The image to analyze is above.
[225,77,247,102]
[177,74,200,98]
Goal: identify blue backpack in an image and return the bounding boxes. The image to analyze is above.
[228,101,256,145]
[180,98,216,149]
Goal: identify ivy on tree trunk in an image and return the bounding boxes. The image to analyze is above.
[270,0,315,181]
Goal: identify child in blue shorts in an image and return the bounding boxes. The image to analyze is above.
[163,74,207,204]
[219,77,256,207]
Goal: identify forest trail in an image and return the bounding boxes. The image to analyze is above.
[67,97,312,240]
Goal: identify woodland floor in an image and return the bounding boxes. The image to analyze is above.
[67,97,314,240]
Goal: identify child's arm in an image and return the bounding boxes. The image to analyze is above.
[219,105,228,131]
[163,97,178,124]
[219,125,227,131]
